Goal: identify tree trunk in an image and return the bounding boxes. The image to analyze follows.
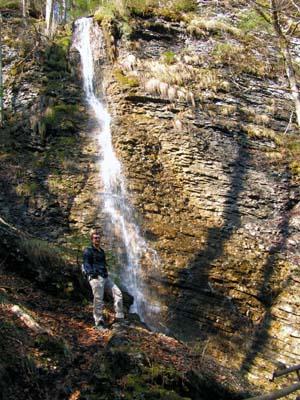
[281,43,300,128]
[46,0,54,36]
[270,0,300,128]
[63,0,67,23]
[21,0,26,18]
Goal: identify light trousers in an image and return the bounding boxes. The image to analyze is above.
[89,276,124,325]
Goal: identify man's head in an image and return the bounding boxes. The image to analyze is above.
[90,229,101,248]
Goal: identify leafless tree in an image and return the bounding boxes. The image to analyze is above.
[251,0,300,128]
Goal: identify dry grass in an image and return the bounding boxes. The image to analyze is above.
[212,42,274,78]
[243,124,283,145]
[186,17,243,39]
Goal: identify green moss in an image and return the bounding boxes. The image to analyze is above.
[65,233,90,251]
[114,68,139,88]
[0,320,20,335]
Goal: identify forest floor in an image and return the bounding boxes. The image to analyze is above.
[0,268,256,400]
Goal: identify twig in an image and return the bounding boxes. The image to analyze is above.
[7,335,23,346]
[283,110,294,134]
[0,286,28,291]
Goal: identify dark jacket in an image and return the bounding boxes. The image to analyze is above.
[83,246,108,279]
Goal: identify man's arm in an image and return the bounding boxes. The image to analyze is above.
[83,248,94,275]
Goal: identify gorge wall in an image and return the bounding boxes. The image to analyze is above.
[95,9,300,390]
[1,2,300,394]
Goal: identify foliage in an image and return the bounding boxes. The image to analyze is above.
[40,104,81,135]
[92,0,197,21]
[70,0,102,18]
[114,68,139,87]
[44,37,70,72]
[0,0,19,9]
[285,136,300,178]
[120,20,133,39]
[121,364,191,400]
[19,237,67,270]
[94,3,116,22]
[212,42,274,77]
[162,51,176,65]
[15,181,38,196]
[237,9,271,33]
[171,0,197,13]
[122,0,159,16]
[244,124,283,144]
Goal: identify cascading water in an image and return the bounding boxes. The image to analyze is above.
[73,17,161,327]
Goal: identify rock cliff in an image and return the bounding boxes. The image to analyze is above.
[1,1,300,395]
[93,7,300,391]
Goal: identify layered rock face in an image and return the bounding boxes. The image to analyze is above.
[95,12,300,389]
[2,5,300,393]
[1,14,108,245]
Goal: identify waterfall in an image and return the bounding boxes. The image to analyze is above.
[73,18,161,327]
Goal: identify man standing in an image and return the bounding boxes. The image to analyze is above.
[83,229,124,330]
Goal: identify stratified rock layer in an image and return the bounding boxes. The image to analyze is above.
[97,14,300,392]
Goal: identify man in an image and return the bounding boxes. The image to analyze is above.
[83,229,124,330]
